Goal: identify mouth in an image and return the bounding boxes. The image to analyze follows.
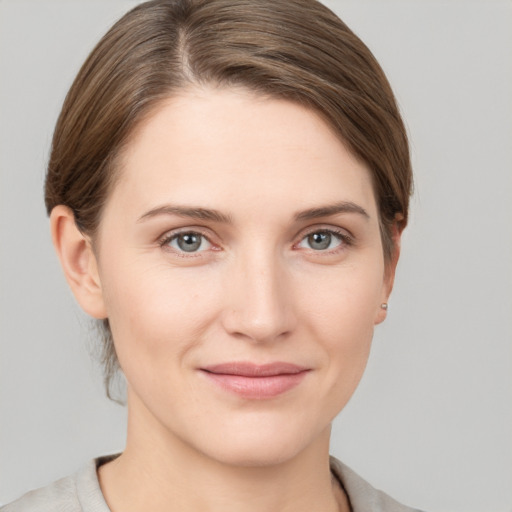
[199,362,310,399]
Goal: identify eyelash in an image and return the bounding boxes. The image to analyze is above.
[295,228,354,253]
[158,227,353,255]
[158,229,215,256]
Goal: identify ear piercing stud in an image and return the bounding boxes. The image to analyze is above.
[380,303,388,310]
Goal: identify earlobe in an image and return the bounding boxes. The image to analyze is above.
[50,205,107,319]
[374,302,389,325]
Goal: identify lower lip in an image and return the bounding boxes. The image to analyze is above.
[200,371,309,399]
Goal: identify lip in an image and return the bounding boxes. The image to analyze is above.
[200,362,310,399]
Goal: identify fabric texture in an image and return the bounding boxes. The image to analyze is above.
[2,455,423,512]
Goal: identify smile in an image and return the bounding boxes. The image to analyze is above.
[200,362,310,400]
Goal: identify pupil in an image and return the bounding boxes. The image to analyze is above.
[309,232,331,250]
[178,233,201,252]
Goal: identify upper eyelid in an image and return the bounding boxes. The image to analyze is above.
[159,226,214,243]
[295,224,353,241]
[159,231,215,257]
[293,226,355,253]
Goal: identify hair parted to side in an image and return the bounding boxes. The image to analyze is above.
[45,0,412,399]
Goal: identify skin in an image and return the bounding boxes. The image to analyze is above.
[51,86,400,512]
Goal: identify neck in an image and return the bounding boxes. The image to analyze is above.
[98,391,349,512]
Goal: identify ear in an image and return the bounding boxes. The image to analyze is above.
[374,218,404,325]
[50,205,107,319]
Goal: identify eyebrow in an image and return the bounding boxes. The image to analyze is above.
[294,201,369,221]
[138,205,232,224]
[138,200,369,224]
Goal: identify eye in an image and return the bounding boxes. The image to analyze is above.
[297,229,348,251]
[163,232,212,253]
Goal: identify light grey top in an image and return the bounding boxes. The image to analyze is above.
[1,455,423,512]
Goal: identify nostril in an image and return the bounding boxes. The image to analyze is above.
[220,259,297,343]
[221,306,295,344]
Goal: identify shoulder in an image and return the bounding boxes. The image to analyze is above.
[330,457,425,512]
[1,472,80,512]
[1,457,113,512]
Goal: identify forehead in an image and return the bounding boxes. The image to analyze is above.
[109,86,377,220]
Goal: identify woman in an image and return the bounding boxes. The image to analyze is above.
[3,0,419,510]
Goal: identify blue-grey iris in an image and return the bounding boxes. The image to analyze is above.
[177,233,202,252]
[308,232,331,250]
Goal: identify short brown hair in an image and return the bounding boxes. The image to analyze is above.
[45,0,412,398]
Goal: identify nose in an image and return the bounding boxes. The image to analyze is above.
[221,250,297,344]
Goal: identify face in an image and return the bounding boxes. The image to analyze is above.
[91,87,393,466]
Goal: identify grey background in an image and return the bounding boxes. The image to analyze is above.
[1,1,511,510]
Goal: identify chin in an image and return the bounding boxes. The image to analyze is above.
[204,439,305,468]
[189,413,330,468]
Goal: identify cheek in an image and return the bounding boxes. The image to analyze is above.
[299,257,384,336]
[296,260,383,396]
[99,257,222,370]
